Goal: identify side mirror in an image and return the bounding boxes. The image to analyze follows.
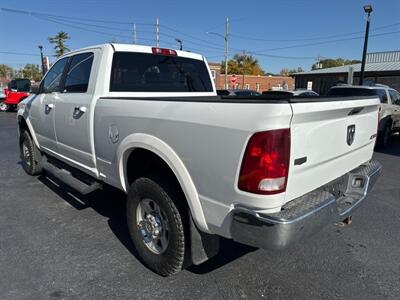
[30,85,40,94]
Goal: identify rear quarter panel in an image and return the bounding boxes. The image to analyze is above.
[94,98,292,235]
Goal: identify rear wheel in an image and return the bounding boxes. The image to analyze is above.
[126,177,189,276]
[19,130,43,175]
[377,122,391,148]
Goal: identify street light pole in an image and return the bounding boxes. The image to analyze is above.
[156,17,160,47]
[133,23,137,44]
[359,4,373,86]
[38,45,45,76]
[175,38,183,50]
[206,17,229,88]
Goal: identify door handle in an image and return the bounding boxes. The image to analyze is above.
[74,106,87,113]
[45,103,55,110]
[73,106,87,117]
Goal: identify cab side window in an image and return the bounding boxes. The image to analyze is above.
[389,90,400,105]
[42,58,68,93]
[63,52,94,93]
[375,89,388,104]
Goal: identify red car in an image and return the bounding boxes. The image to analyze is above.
[0,78,31,112]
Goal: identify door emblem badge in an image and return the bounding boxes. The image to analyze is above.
[347,125,356,146]
[109,124,119,144]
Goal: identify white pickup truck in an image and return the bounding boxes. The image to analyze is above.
[17,44,382,276]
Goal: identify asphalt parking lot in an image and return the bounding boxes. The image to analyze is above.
[0,112,399,300]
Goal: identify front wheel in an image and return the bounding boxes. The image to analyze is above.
[126,177,189,276]
[19,130,43,175]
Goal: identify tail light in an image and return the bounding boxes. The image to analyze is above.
[238,129,290,195]
[152,47,177,56]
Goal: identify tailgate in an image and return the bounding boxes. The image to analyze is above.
[285,98,380,202]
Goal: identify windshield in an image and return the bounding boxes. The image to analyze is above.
[8,79,31,92]
[110,52,213,92]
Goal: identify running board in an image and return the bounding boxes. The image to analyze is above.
[42,157,102,195]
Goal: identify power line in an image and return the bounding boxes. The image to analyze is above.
[161,24,225,49]
[41,15,147,33]
[34,15,132,40]
[34,15,157,43]
[42,15,156,36]
[255,29,400,53]
[230,21,400,43]
[246,51,316,60]
[0,7,154,26]
[0,51,39,56]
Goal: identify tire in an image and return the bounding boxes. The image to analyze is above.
[126,177,189,276]
[377,122,391,148]
[19,130,43,175]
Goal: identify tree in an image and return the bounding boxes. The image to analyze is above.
[220,53,265,75]
[21,64,42,81]
[0,64,15,78]
[279,67,304,76]
[311,58,361,70]
[48,31,71,57]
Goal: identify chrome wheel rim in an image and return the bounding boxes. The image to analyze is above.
[136,198,169,254]
[22,142,31,166]
[0,102,8,111]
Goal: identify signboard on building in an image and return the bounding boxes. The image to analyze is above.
[230,74,237,85]
[307,81,313,90]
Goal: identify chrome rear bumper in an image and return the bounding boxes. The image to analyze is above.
[230,160,382,250]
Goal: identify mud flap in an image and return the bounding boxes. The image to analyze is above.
[190,216,220,265]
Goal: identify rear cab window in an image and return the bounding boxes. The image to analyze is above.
[110,52,213,93]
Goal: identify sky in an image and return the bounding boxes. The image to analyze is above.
[0,0,399,74]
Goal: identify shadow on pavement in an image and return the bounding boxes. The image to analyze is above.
[37,175,140,261]
[187,239,257,274]
[37,174,256,274]
[375,134,400,157]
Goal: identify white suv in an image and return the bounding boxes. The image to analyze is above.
[328,84,400,148]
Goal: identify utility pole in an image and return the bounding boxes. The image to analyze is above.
[133,23,137,44]
[224,17,229,89]
[242,49,246,88]
[156,17,160,47]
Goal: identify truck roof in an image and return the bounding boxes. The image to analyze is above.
[60,43,205,62]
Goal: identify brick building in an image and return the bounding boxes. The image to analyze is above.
[208,62,294,92]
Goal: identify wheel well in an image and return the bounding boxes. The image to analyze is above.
[18,117,29,134]
[126,148,184,194]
